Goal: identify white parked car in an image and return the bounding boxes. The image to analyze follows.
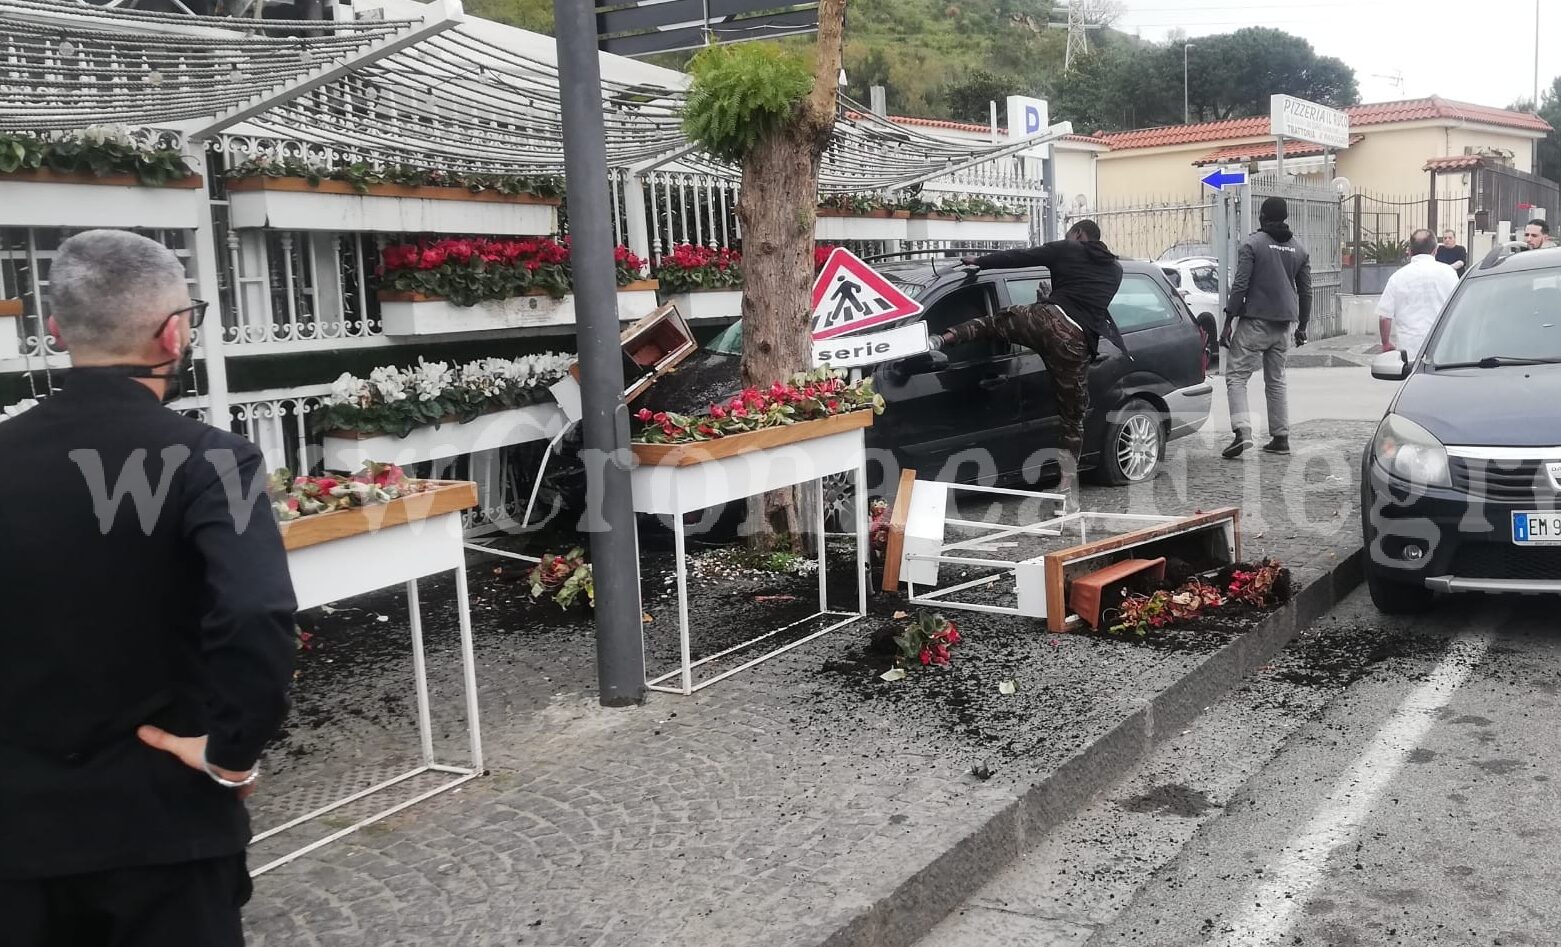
[1160,257,1221,369]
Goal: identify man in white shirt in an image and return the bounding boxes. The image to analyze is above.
[1376,229,1458,360]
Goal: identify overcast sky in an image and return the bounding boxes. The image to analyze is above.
[1112,0,1557,111]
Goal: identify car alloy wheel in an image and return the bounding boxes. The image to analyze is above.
[1116,412,1161,482]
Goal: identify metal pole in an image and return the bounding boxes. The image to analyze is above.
[553,0,645,707]
[1352,193,1363,295]
[1183,44,1193,124]
[187,149,230,426]
[1275,136,1285,180]
[1041,153,1057,242]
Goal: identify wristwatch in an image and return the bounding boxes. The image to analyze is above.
[203,757,260,789]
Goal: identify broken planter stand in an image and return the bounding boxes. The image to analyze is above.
[630,411,874,696]
[884,475,1240,632]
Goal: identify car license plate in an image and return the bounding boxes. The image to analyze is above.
[1512,511,1561,546]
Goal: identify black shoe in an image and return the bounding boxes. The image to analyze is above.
[1262,436,1291,455]
[1222,432,1253,459]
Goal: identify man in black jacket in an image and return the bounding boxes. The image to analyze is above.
[0,230,296,945]
[929,219,1125,495]
[1220,196,1312,458]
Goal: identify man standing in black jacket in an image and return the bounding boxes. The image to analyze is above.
[929,219,1125,497]
[0,230,296,945]
[1220,197,1312,459]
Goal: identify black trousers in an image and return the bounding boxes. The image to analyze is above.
[0,854,251,947]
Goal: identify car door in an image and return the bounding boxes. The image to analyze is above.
[870,280,1027,484]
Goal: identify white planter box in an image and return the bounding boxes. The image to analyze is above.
[227,178,558,235]
[0,171,205,230]
[320,402,567,469]
[379,284,660,336]
[814,212,910,242]
[631,426,867,516]
[663,289,744,322]
[0,308,20,360]
[907,216,1031,242]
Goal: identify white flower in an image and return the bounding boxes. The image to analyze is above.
[0,398,38,421]
[328,372,371,407]
[369,365,409,404]
[410,359,451,402]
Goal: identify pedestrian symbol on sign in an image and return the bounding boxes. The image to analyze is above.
[811,248,924,340]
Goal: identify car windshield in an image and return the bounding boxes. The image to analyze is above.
[1427,270,1561,367]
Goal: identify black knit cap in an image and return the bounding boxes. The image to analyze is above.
[1260,196,1288,222]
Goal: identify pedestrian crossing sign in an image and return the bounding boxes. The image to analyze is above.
[810,247,924,341]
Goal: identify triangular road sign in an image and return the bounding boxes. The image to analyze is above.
[811,248,924,340]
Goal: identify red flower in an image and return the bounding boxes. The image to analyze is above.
[314,477,340,494]
[931,643,951,665]
[652,411,668,424]
[709,404,727,420]
[918,647,932,665]
[731,404,749,418]
[635,408,653,422]
[660,422,679,437]
[419,247,448,270]
[825,399,840,412]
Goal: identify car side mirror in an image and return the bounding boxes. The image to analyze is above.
[1370,349,1410,381]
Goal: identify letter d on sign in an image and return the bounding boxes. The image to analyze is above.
[1025,106,1041,134]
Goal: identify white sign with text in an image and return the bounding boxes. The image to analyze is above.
[1005,95,1052,158]
[812,321,929,369]
[1270,94,1351,149]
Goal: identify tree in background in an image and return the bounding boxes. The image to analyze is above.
[682,1,848,547]
[944,68,1031,124]
[1512,77,1561,185]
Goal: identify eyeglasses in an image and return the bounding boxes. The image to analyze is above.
[152,299,208,338]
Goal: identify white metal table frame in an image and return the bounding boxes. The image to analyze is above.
[253,508,484,877]
[901,482,1229,621]
[631,427,871,696]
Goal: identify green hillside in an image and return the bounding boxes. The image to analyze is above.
[463,0,1093,122]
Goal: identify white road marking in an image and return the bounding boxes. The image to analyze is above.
[1212,631,1494,947]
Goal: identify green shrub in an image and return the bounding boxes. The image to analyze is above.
[682,43,813,163]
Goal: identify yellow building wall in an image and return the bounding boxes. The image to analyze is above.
[1095,143,1241,203]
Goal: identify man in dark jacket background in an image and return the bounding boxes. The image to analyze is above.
[1220,196,1312,459]
[929,219,1125,498]
[0,230,296,945]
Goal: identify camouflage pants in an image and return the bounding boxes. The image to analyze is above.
[943,302,1092,463]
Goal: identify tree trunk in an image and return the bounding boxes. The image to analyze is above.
[735,0,847,552]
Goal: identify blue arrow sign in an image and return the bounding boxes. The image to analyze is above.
[1202,168,1248,191]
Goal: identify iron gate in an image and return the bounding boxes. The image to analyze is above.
[1242,174,1344,338]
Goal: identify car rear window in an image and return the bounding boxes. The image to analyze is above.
[1112,275,1181,332]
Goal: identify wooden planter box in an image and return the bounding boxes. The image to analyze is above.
[226,176,560,235]
[378,281,660,336]
[281,480,478,611]
[816,207,911,219]
[0,299,20,360]
[0,168,205,229]
[632,409,873,467]
[320,402,567,469]
[279,480,478,552]
[661,288,743,322]
[1068,556,1167,630]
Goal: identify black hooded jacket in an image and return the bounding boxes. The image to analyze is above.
[1229,220,1312,328]
[973,239,1127,353]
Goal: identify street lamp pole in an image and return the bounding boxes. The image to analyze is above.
[1183,43,1195,124]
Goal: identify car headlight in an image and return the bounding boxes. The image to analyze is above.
[1371,414,1451,487]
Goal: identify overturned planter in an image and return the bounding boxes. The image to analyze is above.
[378,280,661,336]
[0,168,204,229]
[226,176,560,235]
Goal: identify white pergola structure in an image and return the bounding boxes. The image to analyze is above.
[0,0,1067,440]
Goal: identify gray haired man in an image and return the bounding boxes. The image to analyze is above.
[0,230,296,945]
[1220,196,1312,458]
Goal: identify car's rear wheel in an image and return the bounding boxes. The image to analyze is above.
[1366,571,1435,614]
[1094,399,1164,485]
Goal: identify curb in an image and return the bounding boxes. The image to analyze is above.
[817,545,1367,947]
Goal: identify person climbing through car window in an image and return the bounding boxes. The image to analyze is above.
[927,219,1126,505]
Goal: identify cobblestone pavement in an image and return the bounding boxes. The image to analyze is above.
[245,416,1377,947]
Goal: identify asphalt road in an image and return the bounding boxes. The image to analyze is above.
[918,587,1561,947]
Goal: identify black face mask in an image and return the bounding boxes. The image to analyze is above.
[75,341,195,405]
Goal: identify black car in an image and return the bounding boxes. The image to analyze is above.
[1362,245,1561,613]
[638,253,1213,502]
